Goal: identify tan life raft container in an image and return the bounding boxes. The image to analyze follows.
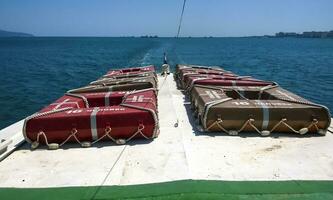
[190,85,331,136]
[179,73,239,89]
[175,64,235,77]
[175,64,235,81]
[67,77,157,94]
[175,64,232,75]
[175,64,237,89]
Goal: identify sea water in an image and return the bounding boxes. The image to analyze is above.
[0,37,332,129]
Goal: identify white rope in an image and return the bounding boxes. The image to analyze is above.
[205,117,321,136]
[91,127,116,144]
[30,123,151,149]
[125,124,148,141]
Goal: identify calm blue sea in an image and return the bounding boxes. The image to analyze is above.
[0,37,332,129]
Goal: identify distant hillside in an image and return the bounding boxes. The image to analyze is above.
[0,29,34,37]
[275,30,333,38]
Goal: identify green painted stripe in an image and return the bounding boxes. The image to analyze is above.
[0,180,333,200]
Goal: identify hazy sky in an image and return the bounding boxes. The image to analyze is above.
[0,0,332,37]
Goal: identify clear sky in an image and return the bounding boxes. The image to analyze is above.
[0,0,332,37]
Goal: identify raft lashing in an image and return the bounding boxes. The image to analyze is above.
[175,64,331,136]
[23,66,159,149]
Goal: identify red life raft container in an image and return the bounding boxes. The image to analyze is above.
[106,65,155,76]
[23,89,158,149]
[67,76,157,94]
[102,71,156,79]
[90,75,158,86]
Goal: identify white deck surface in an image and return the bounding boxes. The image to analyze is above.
[0,74,333,188]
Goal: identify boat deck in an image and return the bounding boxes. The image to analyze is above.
[0,74,333,189]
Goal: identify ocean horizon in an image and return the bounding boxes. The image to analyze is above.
[0,37,332,129]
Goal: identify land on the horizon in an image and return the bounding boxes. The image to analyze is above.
[0,29,34,37]
[274,30,333,38]
[1,28,333,39]
[121,31,333,38]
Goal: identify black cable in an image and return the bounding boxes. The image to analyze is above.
[177,0,187,38]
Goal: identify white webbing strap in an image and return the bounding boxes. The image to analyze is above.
[90,107,99,140]
[50,99,80,110]
[236,87,245,96]
[255,100,269,130]
[211,91,221,99]
[65,93,89,108]
[258,84,279,99]
[204,90,214,99]
[199,90,222,100]
[104,92,112,106]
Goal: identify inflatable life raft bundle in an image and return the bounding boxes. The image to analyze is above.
[83,65,157,99]
[176,64,331,136]
[23,65,159,149]
[68,71,157,94]
[106,65,155,76]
